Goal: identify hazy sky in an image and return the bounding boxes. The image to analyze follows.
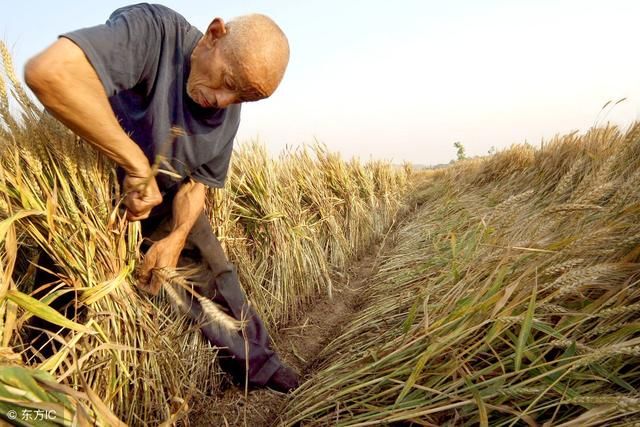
[2,0,640,165]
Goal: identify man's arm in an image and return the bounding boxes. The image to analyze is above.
[24,38,162,220]
[138,179,207,294]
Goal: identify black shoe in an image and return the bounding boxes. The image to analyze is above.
[267,365,299,393]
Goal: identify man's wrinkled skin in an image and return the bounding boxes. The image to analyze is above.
[187,15,290,109]
[24,14,289,293]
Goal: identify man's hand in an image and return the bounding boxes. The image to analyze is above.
[137,178,205,295]
[138,234,185,295]
[123,174,163,221]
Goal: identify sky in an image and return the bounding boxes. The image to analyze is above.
[2,0,640,165]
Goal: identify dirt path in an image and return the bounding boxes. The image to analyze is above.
[188,219,404,427]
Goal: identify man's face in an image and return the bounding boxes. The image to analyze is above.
[187,16,288,110]
[187,40,241,109]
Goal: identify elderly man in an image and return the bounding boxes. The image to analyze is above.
[24,3,298,392]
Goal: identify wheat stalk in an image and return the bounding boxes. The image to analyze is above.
[545,203,604,214]
[554,157,587,197]
[568,395,640,412]
[196,295,242,332]
[548,264,636,298]
[542,258,585,277]
[0,41,35,116]
[154,267,243,333]
[593,303,640,319]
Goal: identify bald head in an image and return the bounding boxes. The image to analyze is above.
[187,14,289,109]
[220,14,289,99]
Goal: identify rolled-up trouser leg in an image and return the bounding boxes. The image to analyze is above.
[169,212,283,385]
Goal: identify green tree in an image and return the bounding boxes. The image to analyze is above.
[453,141,466,161]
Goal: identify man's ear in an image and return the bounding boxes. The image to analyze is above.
[205,18,227,44]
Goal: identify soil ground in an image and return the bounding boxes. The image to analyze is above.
[188,216,406,427]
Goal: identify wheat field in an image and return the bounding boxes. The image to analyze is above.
[2,37,640,426]
[281,125,640,426]
[0,42,409,425]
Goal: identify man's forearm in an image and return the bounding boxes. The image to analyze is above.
[137,179,205,294]
[169,179,207,243]
[25,38,150,177]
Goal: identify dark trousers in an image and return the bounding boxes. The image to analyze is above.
[25,192,283,386]
[141,193,283,386]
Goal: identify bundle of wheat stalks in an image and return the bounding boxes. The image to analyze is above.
[282,125,640,426]
[0,42,409,425]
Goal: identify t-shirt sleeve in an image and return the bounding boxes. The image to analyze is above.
[190,133,237,188]
[60,4,161,96]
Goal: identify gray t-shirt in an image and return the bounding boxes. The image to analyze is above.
[61,3,241,190]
